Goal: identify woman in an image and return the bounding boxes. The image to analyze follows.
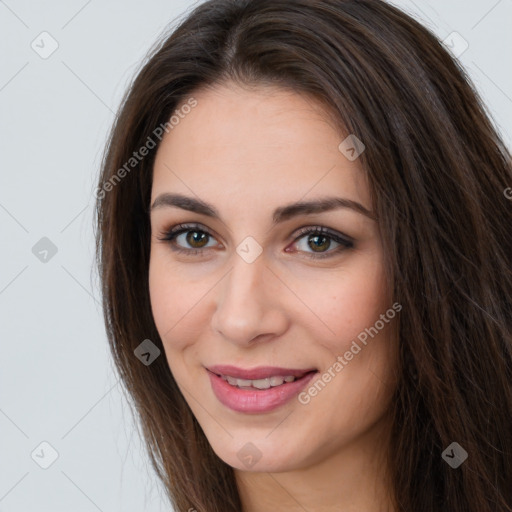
[94,1,512,511]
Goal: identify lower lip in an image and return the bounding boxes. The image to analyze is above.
[207,370,318,413]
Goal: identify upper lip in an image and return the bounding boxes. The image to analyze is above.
[206,365,317,380]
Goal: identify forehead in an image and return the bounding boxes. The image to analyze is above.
[151,83,370,214]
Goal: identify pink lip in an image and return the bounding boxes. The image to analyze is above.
[206,367,318,414]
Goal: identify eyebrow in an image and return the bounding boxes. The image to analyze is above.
[150,193,376,224]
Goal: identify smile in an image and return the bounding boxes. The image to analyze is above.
[206,365,318,413]
[220,374,297,389]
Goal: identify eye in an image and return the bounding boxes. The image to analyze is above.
[156,223,220,256]
[287,225,354,259]
[156,223,354,259]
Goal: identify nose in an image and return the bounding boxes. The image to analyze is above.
[210,252,289,346]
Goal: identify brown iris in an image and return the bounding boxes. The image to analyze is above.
[308,234,330,252]
[186,230,209,248]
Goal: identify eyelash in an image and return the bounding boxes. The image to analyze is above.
[156,223,354,260]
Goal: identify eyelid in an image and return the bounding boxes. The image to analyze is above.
[157,222,222,244]
[291,225,354,245]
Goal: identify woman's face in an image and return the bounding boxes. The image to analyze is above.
[149,82,398,473]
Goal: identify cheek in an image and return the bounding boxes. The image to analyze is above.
[148,253,200,349]
[290,251,390,351]
[148,255,211,393]
[149,249,226,365]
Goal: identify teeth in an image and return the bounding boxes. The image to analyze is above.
[221,374,298,389]
[269,376,285,386]
[226,375,240,386]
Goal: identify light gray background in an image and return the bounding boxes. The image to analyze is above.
[1,1,511,511]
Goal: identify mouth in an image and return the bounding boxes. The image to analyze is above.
[208,370,316,390]
[205,365,319,413]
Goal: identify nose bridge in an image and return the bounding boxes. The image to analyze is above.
[221,252,267,319]
[211,251,285,344]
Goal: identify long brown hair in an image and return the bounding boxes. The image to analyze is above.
[94,1,512,510]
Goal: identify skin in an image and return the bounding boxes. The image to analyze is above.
[149,82,399,512]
